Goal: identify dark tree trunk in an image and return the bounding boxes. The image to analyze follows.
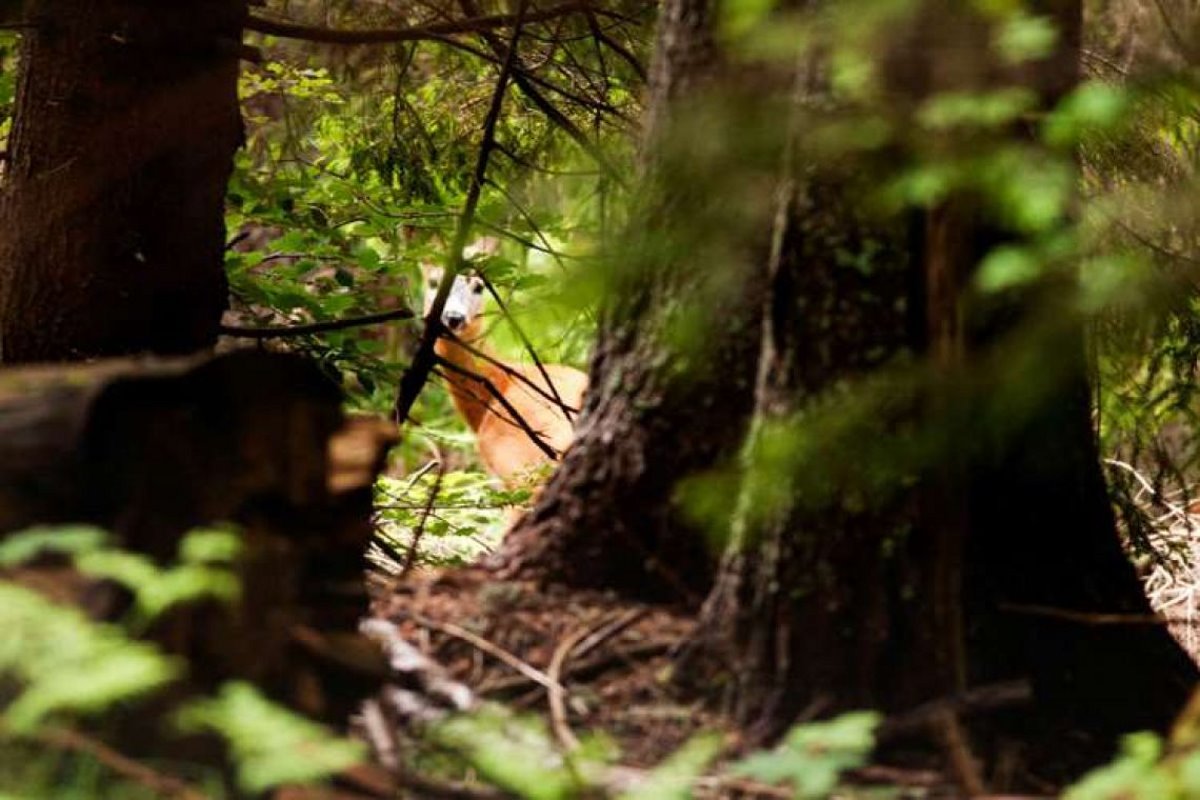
[493,0,764,602]
[688,0,1197,768]
[0,0,246,362]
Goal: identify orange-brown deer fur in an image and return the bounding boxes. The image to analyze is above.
[423,263,587,486]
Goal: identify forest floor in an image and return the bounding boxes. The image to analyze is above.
[1111,459,1200,663]
[354,461,1200,799]
[365,565,984,798]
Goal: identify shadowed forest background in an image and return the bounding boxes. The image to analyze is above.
[5,0,1200,797]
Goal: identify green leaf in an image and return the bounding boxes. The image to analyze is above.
[730,712,880,799]
[993,13,1058,64]
[719,0,777,40]
[433,707,582,800]
[975,246,1042,293]
[0,583,180,732]
[177,682,365,793]
[0,526,110,567]
[1043,82,1131,148]
[1064,733,1170,800]
[619,733,722,800]
[919,88,1037,130]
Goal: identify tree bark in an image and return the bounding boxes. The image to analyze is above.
[0,0,246,362]
[493,0,764,602]
[689,0,1197,766]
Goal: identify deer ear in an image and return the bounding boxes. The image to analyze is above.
[463,236,501,260]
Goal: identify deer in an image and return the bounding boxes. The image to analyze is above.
[420,254,588,488]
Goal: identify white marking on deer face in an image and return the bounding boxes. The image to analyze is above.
[422,265,486,337]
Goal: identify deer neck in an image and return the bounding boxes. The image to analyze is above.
[435,335,508,433]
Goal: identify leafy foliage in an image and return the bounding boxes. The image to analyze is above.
[177,682,365,794]
[0,30,15,150]
[433,708,877,800]
[729,712,879,799]
[616,733,723,800]
[433,706,604,800]
[0,525,241,629]
[375,469,536,566]
[0,581,180,732]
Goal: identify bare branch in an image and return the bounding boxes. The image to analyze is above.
[220,307,415,339]
[244,2,593,45]
[434,354,560,460]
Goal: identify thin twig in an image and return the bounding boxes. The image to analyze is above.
[547,626,592,751]
[458,0,627,187]
[431,364,544,438]
[572,609,648,658]
[220,307,415,339]
[480,639,671,694]
[402,460,445,576]
[34,726,206,800]
[936,708,986,797]
[434,355,560,460]
[998,601,1168,626]
[408,613,567,695]
[442,326,580,420]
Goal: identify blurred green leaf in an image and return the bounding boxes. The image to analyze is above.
[178,682,364,793]
[730,712,879,799]
[0,583,180,732]
[0,526,109,567]
[619,733,723,800]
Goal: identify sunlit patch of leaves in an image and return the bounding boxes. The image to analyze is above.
[373,469,535,568]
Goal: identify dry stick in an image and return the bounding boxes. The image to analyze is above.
[408,613,567,695]
[401,460,445,577]
[877,680,1032,741]
[434,355,560,460]
[547,626,593,751]
[571,608,648,658]
[393,2,529,425]
[998,601,1169,626]
[35,726,206,800]
[220,307,416,339]
[244,2,592,45]
[936,708,987,797]
[481,639,671,694]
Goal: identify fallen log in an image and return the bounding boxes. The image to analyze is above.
[0,349,398,725]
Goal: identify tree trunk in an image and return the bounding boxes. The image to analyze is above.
[0,0,246,362]
[688,0,1197,767]
[493,0,764,602]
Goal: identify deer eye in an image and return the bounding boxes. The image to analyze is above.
[428,279,439,289]
[472,281,484,294]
